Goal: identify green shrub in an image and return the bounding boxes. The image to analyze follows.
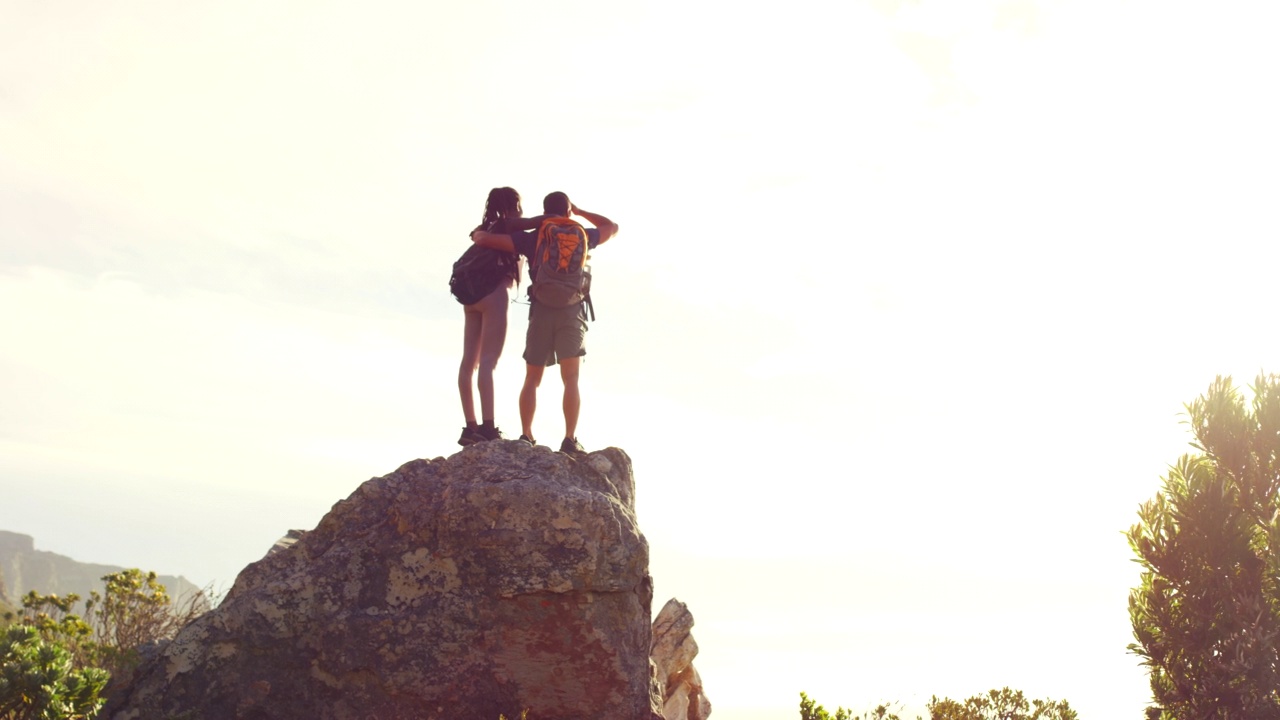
[0,601,16,628]
[800,688,1075,720]
[16,592,95,672]
[19,569,210,679]
[926,687,1076,720]
[1128,374,1280,718]
[800,692,904,720]
[0,625,108,720]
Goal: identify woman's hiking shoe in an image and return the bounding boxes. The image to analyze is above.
[518,434,536,446]
[458,425,483,446]
[559,437,586,456]
[476,424,503,442]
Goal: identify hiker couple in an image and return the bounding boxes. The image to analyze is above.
[451,187,619,455]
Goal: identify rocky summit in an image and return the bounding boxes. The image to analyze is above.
[106,441,665,720]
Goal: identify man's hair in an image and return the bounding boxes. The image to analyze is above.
[543,191,571,217]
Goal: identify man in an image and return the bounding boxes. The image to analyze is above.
[470,191,618,455]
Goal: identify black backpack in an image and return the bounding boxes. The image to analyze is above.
[449,244,518,305]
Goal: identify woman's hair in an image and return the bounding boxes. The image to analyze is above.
[475,186,524,285]
[480,187,522,232]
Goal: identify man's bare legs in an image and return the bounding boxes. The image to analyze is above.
[519,356,581,446]
[559,356,581,441]
[519,363,545,442]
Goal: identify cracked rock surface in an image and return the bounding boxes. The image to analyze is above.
[106,441,659,720]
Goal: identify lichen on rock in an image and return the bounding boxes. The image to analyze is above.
[105,441,660,720]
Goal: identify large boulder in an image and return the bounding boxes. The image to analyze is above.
[651,599,712,720]
[106,441,661,720]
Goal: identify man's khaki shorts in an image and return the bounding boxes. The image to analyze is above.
[523,301,587,367]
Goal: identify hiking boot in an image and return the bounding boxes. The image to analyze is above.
[518,434,536,446]
[476,423,504,442]
[458,425,483,446]
[559,437,586,456]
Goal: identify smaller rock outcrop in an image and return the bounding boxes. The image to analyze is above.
[265,529,306,558]
[652,598,712,720]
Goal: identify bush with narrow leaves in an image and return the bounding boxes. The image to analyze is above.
[19,569,211,680]
[0,625,108,720]
[801,688,1075,720]
[1128,374,1280,719]
[926,687,1076,720]
[800,692,903,720]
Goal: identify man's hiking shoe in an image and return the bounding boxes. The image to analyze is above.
[559,437,586,456]
[518,434,536,446]
[475,424,503,442]
[458,426,483,446]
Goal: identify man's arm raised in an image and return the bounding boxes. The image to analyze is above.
[571,206,618,244]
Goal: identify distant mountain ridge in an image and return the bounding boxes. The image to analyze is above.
[0,530,200,607]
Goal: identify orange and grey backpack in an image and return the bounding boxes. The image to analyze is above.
[530,216,594,318]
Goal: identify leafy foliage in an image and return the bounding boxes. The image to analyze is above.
[1127,374,1280,719]
[3,567,212,720]
[87,569,207,676]
[0,625,108,720]
[926,687,1076,720]
[16,593,95,672]
[800,692,903,720]
[800,689,1074,720]
[18,569,209,679]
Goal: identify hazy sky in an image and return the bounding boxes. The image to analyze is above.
[3,1,1279,717]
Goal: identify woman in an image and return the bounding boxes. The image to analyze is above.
[457,187,524,445]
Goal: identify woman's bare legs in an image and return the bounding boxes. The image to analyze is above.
[458,307,483,426]
[458,283,511,436]
[474,285,509,424]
